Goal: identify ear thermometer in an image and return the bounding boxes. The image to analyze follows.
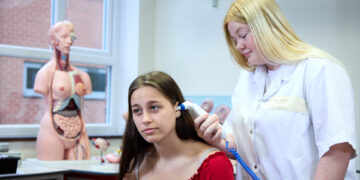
[177,101,226,138]
[177,101,207,119]
[177,101,260,180]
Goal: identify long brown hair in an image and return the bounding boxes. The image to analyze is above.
[119,71,204,179]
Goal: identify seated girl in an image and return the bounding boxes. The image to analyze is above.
[119,71,234,180]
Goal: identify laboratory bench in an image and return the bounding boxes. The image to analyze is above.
[0,158,119,180]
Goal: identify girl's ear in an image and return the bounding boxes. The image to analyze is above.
[174,101,179,111]
[176,111,181,118]
[174,101,181,118]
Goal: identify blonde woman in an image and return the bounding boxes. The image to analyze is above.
[194,0,356,179]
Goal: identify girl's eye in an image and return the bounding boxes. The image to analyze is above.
[150,105,159,111]
[132,108,141,115]
[241,33,248,39]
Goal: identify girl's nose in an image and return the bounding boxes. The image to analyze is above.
[142,111,152,123]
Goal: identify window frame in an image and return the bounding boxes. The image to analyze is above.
[23,61,109,100]
[0,0,133,138]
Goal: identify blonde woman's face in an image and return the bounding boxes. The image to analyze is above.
[227,21,266,67]
[130,86,178,144]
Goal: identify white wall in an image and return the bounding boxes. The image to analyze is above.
[153,0,239,96]
[138,0,360,171]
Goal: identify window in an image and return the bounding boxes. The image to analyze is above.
[65,0,104,50]
[23,61,44,98]
[0,0,133,137]
[0,0,51,49]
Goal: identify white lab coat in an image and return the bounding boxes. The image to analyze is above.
[223,58,357,180]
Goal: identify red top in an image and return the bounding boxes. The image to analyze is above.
[190,152,234,180]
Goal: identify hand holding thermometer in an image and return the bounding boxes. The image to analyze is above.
[176,101,227,138]
[177,101,260,180]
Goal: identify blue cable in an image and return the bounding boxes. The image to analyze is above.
[226,141,260,180]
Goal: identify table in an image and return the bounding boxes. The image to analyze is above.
[0,158,119,180]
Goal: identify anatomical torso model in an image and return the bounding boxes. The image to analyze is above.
[34,20,91,160]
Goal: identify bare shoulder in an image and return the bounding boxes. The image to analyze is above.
[197,142,221,159]
[197,143,233,169]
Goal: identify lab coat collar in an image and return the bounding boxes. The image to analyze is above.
[252,64,298,101]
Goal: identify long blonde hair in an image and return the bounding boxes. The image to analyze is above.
[224,0,340,71]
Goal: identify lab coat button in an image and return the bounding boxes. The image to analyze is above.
[254,165,257,169]
[250,130,253,134]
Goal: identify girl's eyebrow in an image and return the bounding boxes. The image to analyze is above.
[148,100,160,104]
[131,100,161,108]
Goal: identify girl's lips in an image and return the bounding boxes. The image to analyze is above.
[143,128,156,134]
